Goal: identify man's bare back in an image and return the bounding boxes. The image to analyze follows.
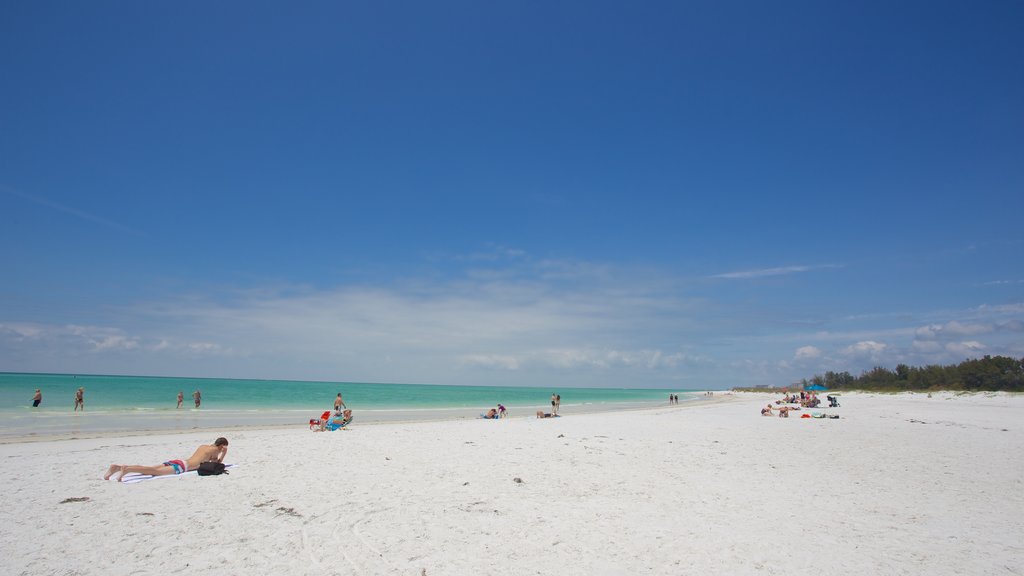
[186,442,228,470]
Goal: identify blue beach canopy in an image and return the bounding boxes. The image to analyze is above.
[804,384,828,391]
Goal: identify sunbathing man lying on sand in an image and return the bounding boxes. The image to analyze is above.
[104,437,229,482]
[536,410,560,418]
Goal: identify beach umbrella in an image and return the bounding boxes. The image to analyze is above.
[804,384,828,391]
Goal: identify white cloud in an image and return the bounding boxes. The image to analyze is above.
[944,341,985,356]
[794,345,822,360]
[973,302,1024,315]
[0,322,140,352]
[842,340,887,356]
[458,355,521,370]
[0,322,230,359]
[4,255,1018,388]
[185,342,226,354]
[911,340,942,353]
[40,264,717,386]
[89,334,140,351]
[711,264,841,280]
[915,321,992,340]
[0,323,46,339]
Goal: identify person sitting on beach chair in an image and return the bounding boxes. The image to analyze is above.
[103,438,228,482]
[319,409,353,431]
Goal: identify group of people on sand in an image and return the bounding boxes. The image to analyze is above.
[761,403,799,417]
[777,391,823,408]
[481,404,507,419]
[762,390,840,418]
[536,393,562,418]
[312,392,354,431]
[668,394,680,404]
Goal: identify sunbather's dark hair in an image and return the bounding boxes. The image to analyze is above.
[215,437,229,446]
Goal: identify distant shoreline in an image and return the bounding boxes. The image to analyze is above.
[0,394,728,444]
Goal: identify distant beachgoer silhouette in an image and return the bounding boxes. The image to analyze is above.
[74,387,84,411]
[193,389,201,408]
[177,391,184,409]
[32,389,42,407]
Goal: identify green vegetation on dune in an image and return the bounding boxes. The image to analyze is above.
[783,355,1024,392]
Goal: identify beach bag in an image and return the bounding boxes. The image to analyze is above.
[197,461,227,476]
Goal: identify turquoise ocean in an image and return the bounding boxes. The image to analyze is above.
[0,372,699,439]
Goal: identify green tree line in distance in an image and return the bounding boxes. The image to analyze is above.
[792,355,1024,392]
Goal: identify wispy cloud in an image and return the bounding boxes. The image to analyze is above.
[2,256,1019,387]
[973,303,1024,315]
[0,259,724,385]
[0,322,230,357]
[710,264,841,280]
[1,184,142,236]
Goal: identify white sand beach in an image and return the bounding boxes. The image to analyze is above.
[1,392,1021,575]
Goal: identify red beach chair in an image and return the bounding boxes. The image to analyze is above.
[310,410,331,430]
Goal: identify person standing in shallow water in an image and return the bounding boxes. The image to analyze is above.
[32,389,42,407]
[192,389,201,408]
[176,391,184,409]
[334,393,346,411]
[74,387,84,411]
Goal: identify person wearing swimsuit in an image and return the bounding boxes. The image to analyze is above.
[103,438,229,482]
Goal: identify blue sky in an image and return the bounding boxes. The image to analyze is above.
[1,1,1022,388]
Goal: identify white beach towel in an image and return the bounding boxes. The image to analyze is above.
[110,463,237,484]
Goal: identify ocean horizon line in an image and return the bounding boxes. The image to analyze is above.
[0,370,700,391]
